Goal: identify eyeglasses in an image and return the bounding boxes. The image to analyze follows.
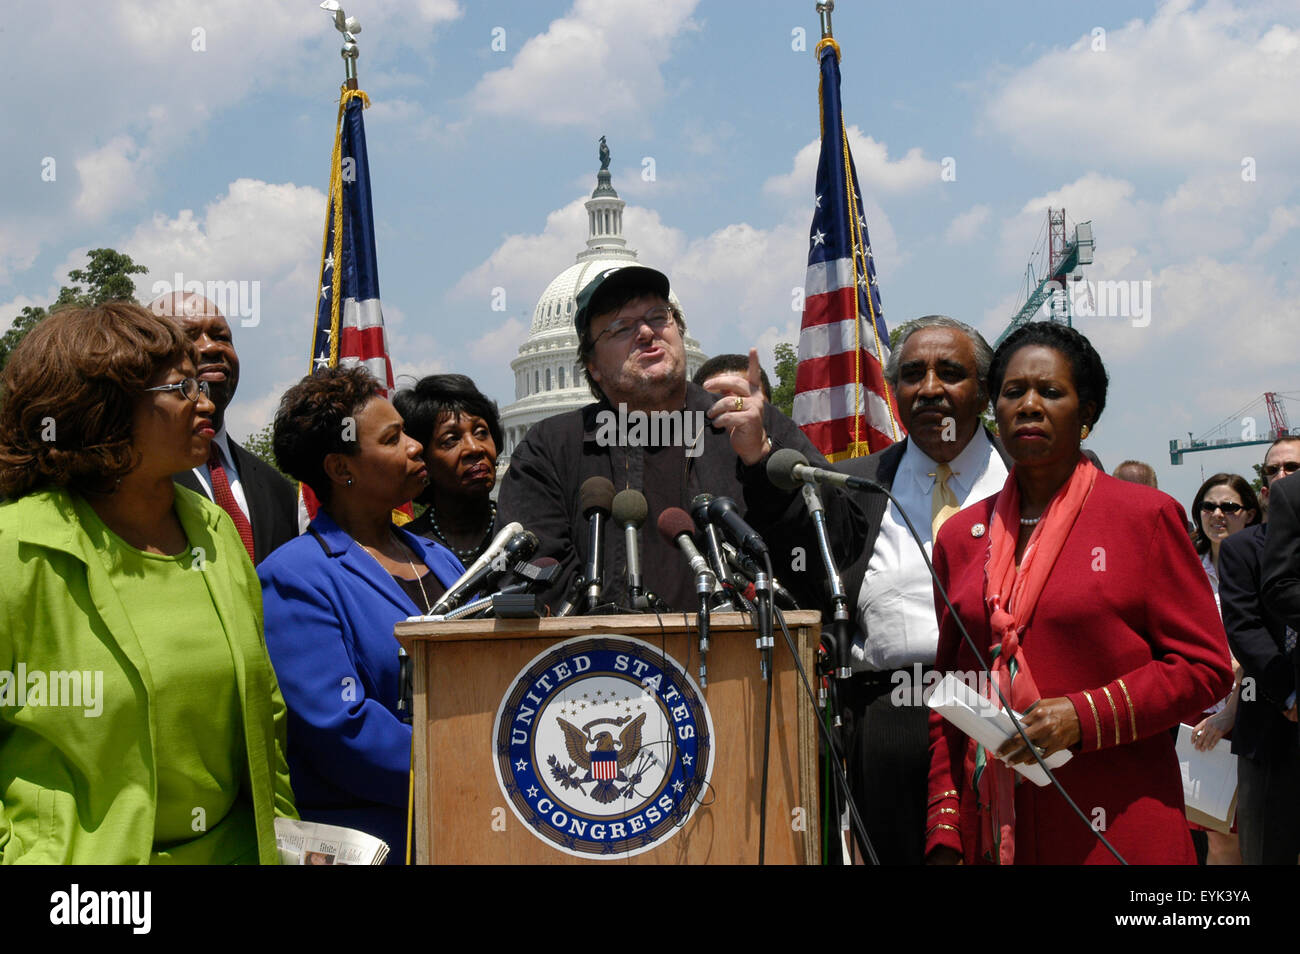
[1199,501,1245,515]
[1263,461,1300,478]
[145,377,211,402]
[593,308,674,345]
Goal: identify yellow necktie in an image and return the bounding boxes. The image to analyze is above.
[931,462,960,539]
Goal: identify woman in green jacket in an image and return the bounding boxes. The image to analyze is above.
[0,302,296,864]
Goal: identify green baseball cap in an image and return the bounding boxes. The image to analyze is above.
[573,265,671,339]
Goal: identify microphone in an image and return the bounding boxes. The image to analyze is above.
[690,493,737,607]
[702,496,773,675]
[658,507,716,593]
[580,476,615,612]
[429,522,532,615]
[767,447,883,494]
[659,507,716,687]
[612,488,648,606]
[453,557,561,620]
[721,541,799,609]
[705,495,769,558]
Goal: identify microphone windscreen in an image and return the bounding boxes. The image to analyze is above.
[657,506,697,544]
[505,530,539,562]
[766,447,810,491]
[611,488,649,528]
[579,476,616,516]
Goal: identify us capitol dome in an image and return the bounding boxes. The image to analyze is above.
[498,141,706,465]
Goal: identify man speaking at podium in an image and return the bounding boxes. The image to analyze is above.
[498,265,864,614]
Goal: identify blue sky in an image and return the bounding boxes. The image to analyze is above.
[4,0,1299,510]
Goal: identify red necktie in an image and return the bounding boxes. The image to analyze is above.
[208,445,256,563]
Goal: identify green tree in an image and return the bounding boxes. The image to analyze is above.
[1251,462,1265,496]
[772,341,797,418]
[0,306,49,370]
[243,422,289,480]
[0,248,148,370]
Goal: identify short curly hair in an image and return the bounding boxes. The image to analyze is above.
[272,365,383,505]
[987,322,1109,427]
[393,373,502,454]
[0,302,193,499]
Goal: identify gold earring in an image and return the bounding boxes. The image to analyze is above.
[1080,424,1090,440]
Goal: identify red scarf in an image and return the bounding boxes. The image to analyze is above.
[968,454,1096,864]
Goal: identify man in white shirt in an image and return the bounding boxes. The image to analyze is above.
[835,315,1009,864]
[152,291,298,565]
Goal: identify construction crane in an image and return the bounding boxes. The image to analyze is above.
[995,209,1095,347]
[1169,392,1300,464]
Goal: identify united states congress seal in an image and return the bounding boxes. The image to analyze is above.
[493,635,715,858]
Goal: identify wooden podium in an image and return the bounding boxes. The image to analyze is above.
[395,611,822,864]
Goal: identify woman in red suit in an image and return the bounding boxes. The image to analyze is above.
[925,323,1233,865]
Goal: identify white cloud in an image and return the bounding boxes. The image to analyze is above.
[468,317,529,367]
[763,126,941,199]
[1248,204,1300,255]
[985,0,1300,168]
[944,204,991,244]
[0,222,44,287]
[0,293,51,336]
[1,0,463,275]
[75,136,149,220]
[466,0,700,127]
[122,178,324,295]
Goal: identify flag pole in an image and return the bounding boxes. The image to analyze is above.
[321,0,362,89]
[817,0,834,39]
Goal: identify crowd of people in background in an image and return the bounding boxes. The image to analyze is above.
[0,269,1296,866]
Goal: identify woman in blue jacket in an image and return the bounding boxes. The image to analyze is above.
[258,366,463,860]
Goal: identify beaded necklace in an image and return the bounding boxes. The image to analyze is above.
[426,501,497,563]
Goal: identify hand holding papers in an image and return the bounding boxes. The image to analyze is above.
[925,672,1072,786]
[1175,723,1238,833]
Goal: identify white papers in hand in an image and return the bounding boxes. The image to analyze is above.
[1175,723,1237,828]
[925,672,1072,787]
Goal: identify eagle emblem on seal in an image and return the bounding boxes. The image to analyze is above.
[548,712,647,804]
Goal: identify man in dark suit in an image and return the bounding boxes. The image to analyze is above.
[834,315,1010,865]
[152,291,298,565]
[1242,438,1300,863]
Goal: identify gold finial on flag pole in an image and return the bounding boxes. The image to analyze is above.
[321,0,363,89]
[816,0,835,39]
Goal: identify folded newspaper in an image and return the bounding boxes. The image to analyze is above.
[275,818,391,866]
[925,672,1073,786]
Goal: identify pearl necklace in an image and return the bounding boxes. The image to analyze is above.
[1020,515,1041,526]
[426,501,497,563]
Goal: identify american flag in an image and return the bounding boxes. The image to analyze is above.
[311,86,395,391]
[793,40,902,461]
[591,752,618,782]
[303,86,402,522]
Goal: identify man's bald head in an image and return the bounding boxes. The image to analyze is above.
[148,291,240,431]
[1112,460,1158,489]
[149,290,223,321]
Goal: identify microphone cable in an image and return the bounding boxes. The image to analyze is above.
[772,603,878,864]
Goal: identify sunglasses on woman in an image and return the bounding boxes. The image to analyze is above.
[1199,501,1245,515]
